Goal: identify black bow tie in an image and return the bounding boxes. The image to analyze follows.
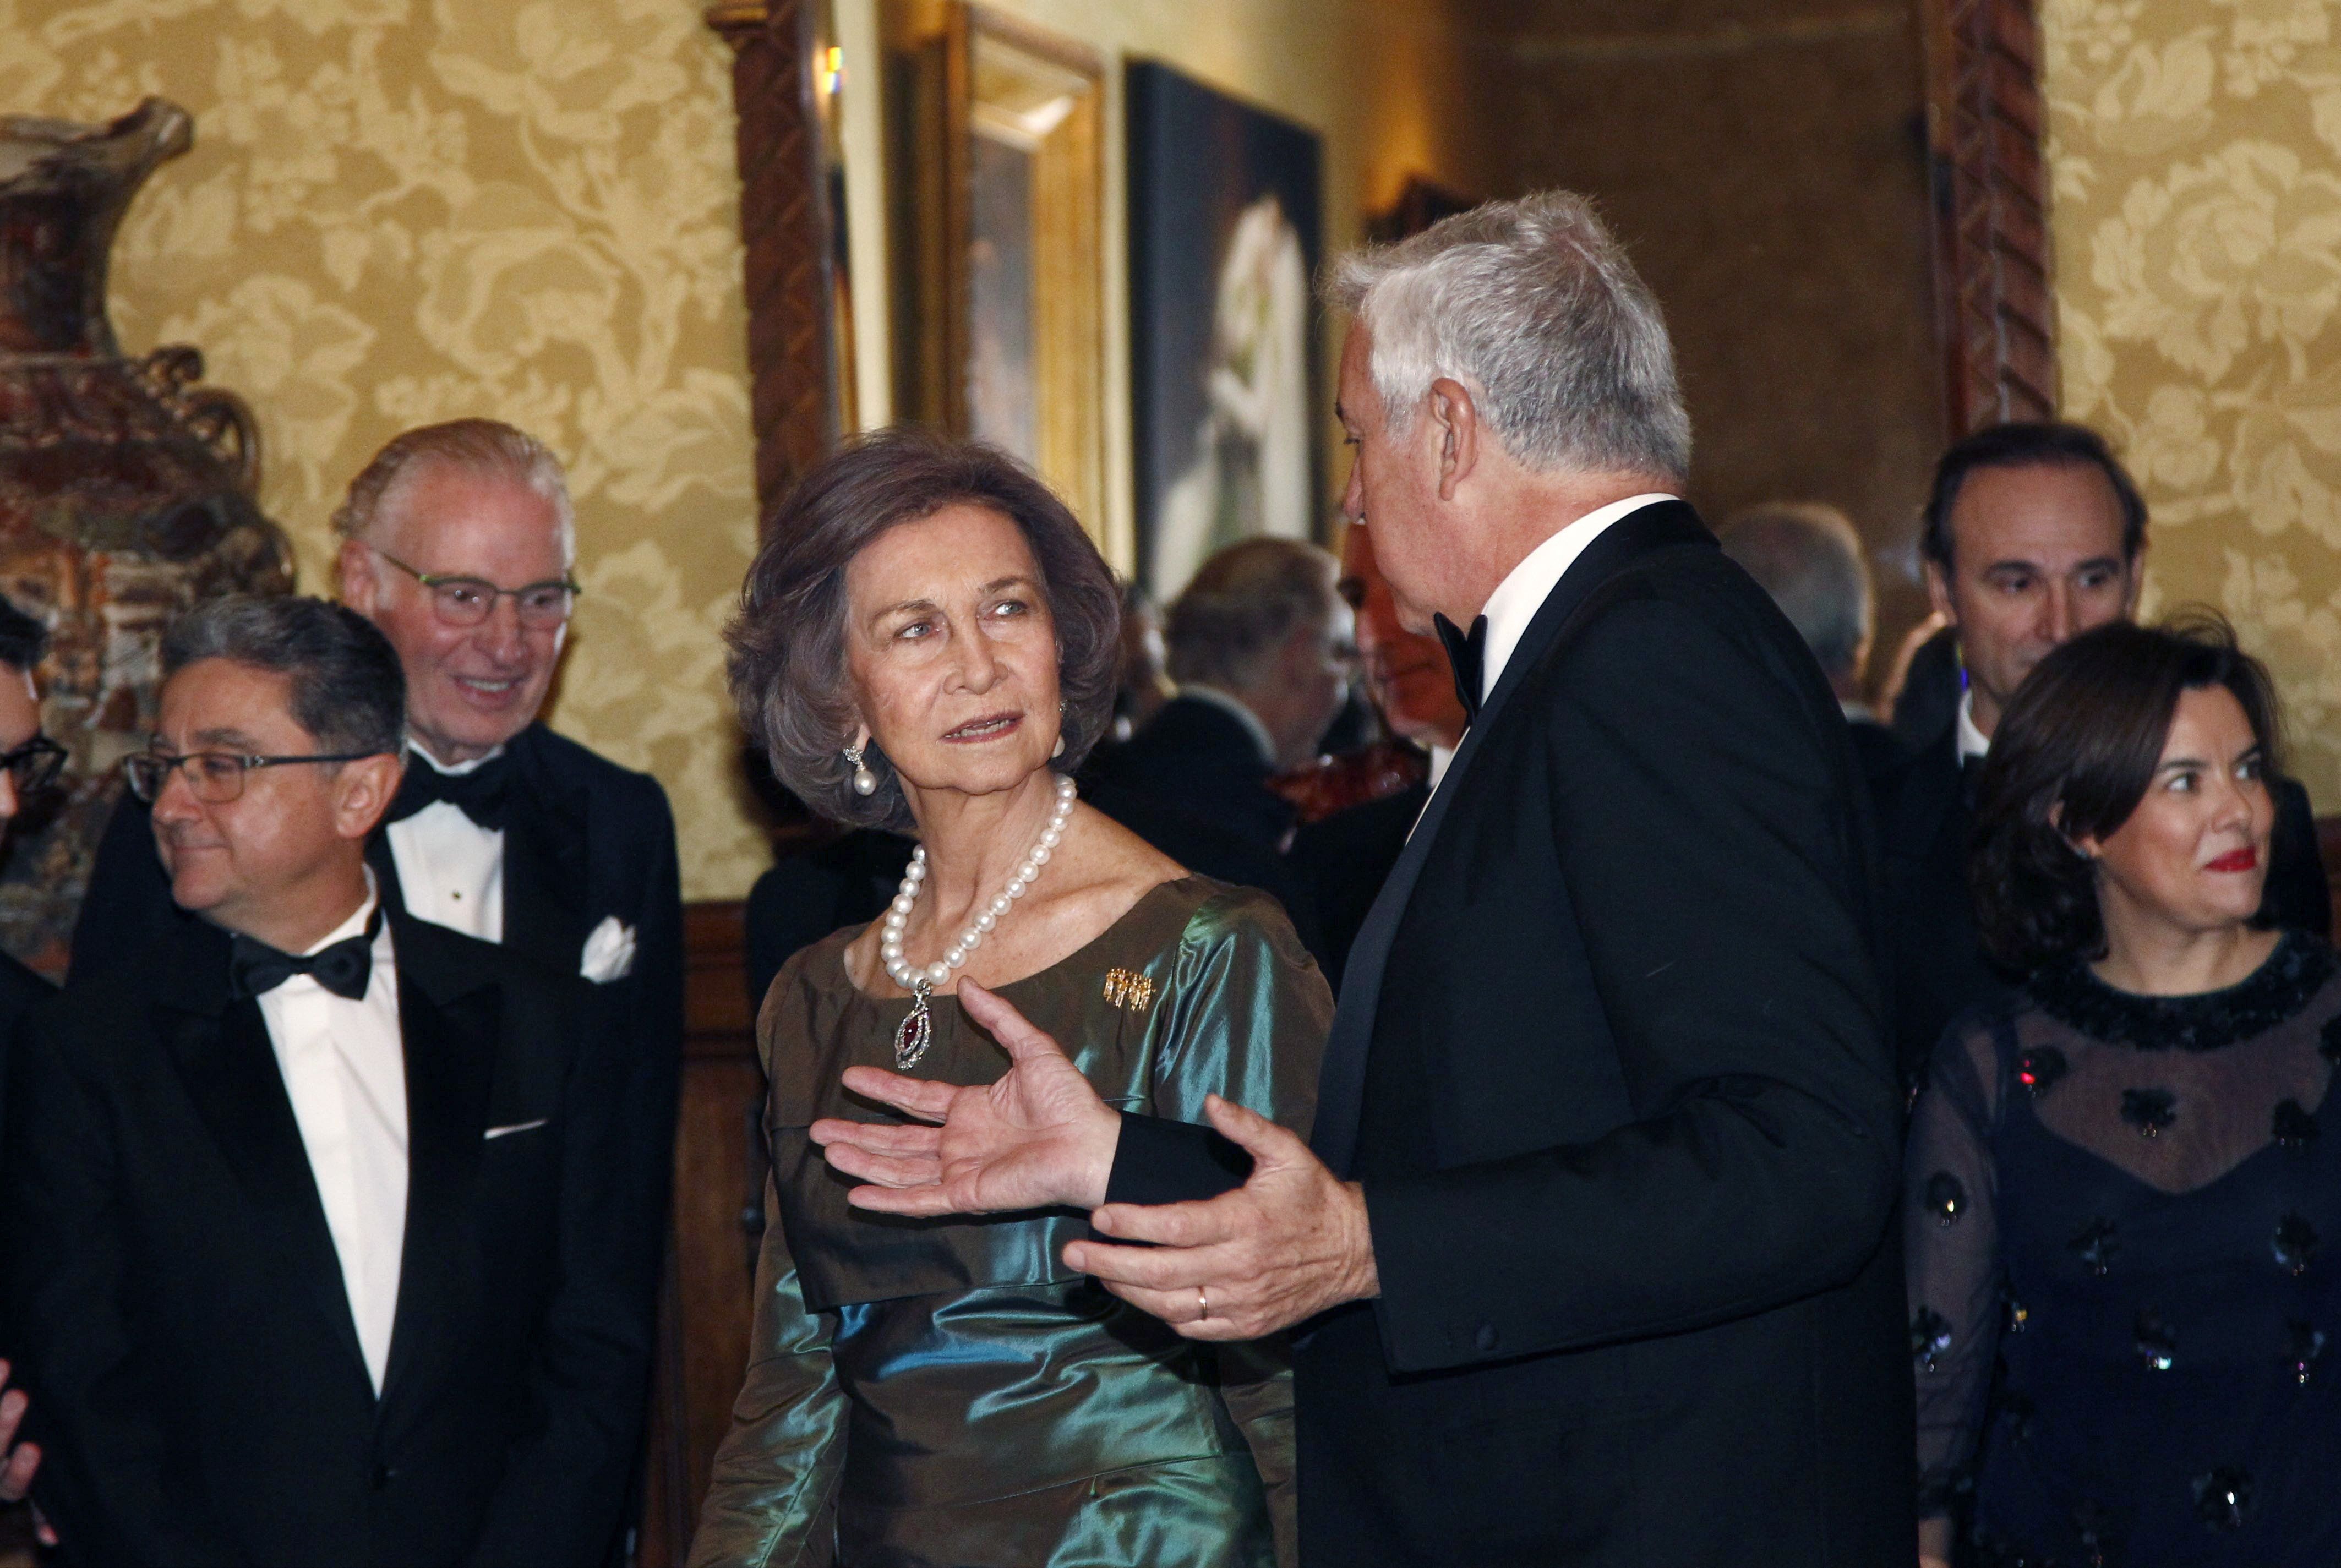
[387,751,510,830]
[230,904,385,1002]
[1433,614,1488,725]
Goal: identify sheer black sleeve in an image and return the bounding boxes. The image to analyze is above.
[1905,1013,2007,1517]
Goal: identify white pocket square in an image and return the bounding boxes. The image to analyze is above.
[484,1118,550,1141]
[580,916,637,984]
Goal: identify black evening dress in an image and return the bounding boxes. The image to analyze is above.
[1906,930,2341,1565]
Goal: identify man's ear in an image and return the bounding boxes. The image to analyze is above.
[1923,558,1958,627]
[2121,539,2149,616]
[1426,377,1480,502]
[338,538,381,614]
[334,752,405,840]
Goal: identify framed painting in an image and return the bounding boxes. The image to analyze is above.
[1127,60,1323,595]
[889,4,1105,535]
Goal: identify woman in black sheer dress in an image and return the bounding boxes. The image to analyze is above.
[1907,616,2340,1567]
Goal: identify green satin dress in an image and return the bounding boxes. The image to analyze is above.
[688,876,1330,1568]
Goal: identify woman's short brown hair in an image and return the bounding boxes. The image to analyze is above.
[1969,613,2285,973]
[726,430,1121,831]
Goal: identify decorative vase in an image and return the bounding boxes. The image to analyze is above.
[0,96,294,975]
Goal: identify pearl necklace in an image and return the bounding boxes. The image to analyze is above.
[882,771,1078,1069]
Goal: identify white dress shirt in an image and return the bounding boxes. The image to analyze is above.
[1475,493,1678,703]
[387,742,505,942]
[254,882,407,1394]
[1954,689,1990,765]
[1426,742,1456,793]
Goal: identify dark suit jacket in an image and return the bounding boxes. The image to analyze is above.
[1090,693,1297,853]
[1287,781,1426,988]
[0,949,53,1174]
[4,911,665,1568]
[1871,717,2331,1088]
[1114,502,1913,1567]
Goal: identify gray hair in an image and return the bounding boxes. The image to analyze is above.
[1166,537,1342,693]
[162,594,408,758]
[1329,190,1690,484]
[1718,502,1874,683]
[331,418,576,565]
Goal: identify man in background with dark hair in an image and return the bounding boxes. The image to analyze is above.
[7,595,663,1568]
[1718,500,1901,775]
[1876,419,2329,1084]
[1096,536,1354,854]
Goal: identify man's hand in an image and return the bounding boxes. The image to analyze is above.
[1064,1095,1379,1340]
[810,981,1122,1215]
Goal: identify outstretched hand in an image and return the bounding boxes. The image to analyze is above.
[810,980,1123,1216]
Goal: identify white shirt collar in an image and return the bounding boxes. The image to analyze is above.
[1177,683,1278,767]
[1955,689,1991,765]
[1426,742,1456,791]
[410,739,506,778]
[1475,494,1678,701]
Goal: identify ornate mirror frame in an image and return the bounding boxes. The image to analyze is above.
[1923,0,2056,438]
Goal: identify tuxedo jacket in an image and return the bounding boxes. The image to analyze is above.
[1872,715,2331,1089]
[0,948,52,1165]
[1114,502,1913,1567]
[4,910,666,1568]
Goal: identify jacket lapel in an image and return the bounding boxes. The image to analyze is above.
[501,725,590,978]
[376,915,501,1427]
[157,920,372,1383]
[1310,500,1715,1176]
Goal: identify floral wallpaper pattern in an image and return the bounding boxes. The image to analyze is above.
[2,0,770,897]
[2045,0,2341,807]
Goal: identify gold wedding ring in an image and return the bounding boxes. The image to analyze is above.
[1197,1286,1210,1321]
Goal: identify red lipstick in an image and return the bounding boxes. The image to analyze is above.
[2206,847,2259,873]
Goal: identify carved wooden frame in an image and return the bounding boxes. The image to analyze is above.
[708,0,838,527]
[1922,0,2057,438]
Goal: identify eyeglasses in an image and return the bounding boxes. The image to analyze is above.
[123,747,391,805]
[0,733,66,796]
[373,547,581,630]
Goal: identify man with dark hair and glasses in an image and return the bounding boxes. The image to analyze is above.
[5,594,666,1568]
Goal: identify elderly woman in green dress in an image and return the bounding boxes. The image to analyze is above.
[689,432,1327,1568]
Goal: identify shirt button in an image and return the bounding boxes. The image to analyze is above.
[1474,1323,1500,1352]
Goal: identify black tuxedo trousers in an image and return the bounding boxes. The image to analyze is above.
[1112,503,1914,1566]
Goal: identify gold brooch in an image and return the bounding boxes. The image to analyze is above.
[1103,968,1155,1012]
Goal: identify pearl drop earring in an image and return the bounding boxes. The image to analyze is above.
[844,741,878,796]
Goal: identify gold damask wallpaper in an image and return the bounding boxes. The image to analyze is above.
[2043,0,2341,808]
[2,0,768,897]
